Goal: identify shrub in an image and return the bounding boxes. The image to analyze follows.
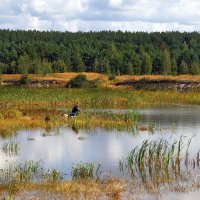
[45,114,51,122]
[66,74,87,88]
[20,74,29,85]
[66,74,99,88]
[108,74,116,81]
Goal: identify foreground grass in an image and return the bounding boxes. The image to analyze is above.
[0,179,126,200]
[2,178,200,200]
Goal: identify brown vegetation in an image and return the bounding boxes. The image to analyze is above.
[1,73,200,87]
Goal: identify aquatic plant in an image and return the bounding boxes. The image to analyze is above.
[42,169,63,182]
[71,162,96,179]
[119,136,199,184]
[0,160,42,183]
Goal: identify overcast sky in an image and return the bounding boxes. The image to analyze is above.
[0,0,200,32]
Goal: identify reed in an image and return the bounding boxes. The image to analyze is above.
[71,163,95,180]
[119,136,198,184]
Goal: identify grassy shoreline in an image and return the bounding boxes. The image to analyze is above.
[1,86,200,136]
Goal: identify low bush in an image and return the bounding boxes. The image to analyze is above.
[66,74,99,88]
[66,74,87,88]
[108,74,116,81]
[20,74,29,85]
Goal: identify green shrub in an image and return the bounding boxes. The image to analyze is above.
[66,74,87,88]
[20,74,29,85]
[66,74,99,88]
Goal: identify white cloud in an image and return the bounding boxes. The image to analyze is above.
[0,0,200,32]
[109,0,123,7]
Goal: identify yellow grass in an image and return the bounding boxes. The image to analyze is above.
[0,73,108,82]
[0,178,126,200]
[1,177,197,199]
[115,74,200,82]
[1,73,200,87]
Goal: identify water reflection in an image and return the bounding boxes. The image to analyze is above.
[41,126,60,137]
[72,124,79,134]
[1,141,20,157]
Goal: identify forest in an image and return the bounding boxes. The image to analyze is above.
[0,29,200,75]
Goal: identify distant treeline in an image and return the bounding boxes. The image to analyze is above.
[1,29,200,75]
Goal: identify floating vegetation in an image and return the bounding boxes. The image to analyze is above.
[119,136,198,185]
[1,141,20,157]
[77,136,87,140]
[27,137,35,141]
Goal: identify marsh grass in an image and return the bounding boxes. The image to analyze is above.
[0,161,42,185]
[0,160,65,186]
[0,160,125,200]
[70,111,139,131]
[2,87,200,111]
[1,178,126,200]
[71,163,95,180]
[0,106,139,137]
[2,85,200,137]
[119,136,199,185]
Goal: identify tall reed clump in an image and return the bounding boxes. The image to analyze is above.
[0,161,66,185]
[119,136,198,184]
[0,161,42,184]
[71,163,96,179]
[0,161,64,199]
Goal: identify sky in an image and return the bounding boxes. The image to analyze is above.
[0,0,200,32]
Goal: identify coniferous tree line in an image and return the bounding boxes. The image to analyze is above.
[0,29,200,75]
